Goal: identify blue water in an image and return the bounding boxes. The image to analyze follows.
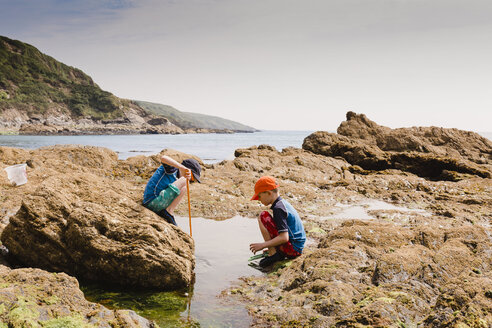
[0,131,314,164]
[2,131,489,164]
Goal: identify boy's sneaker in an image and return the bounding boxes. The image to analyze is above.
[259,251,285,268]
[157,209,177,226]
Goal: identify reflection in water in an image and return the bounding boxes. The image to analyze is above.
[82,216,263,327]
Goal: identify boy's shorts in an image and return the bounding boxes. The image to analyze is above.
[260,211,301,258]
[145,184,180,213]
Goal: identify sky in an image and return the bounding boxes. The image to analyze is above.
[1,0,491,132]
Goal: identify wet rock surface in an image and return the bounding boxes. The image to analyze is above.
[1,112,491,327]
[0,265,157,327]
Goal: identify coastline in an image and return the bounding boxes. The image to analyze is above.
[1,113,491,327]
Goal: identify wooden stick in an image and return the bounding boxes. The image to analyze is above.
[186,178,192,237]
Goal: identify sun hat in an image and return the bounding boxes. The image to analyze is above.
[251,176,279,200]
[181,159,201,183]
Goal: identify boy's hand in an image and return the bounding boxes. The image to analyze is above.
[180,168,192,181]
[249,242,265,254]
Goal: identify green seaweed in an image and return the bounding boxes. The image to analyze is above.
[81,283,190,327]
[42,314,94,328]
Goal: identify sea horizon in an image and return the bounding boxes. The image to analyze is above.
[1,129,491,164]
[0,130,315,164]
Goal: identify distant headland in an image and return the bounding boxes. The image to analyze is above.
[0,35,257,135]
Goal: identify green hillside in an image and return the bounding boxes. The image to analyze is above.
[0,35,256,132]
[0,35,125,120]
[135,100,256,132]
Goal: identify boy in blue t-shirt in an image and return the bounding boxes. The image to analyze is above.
[249,176,306,268]
[143,155,201,225]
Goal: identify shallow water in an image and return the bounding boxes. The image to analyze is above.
[82,216,264,327]
[325,199,430,220]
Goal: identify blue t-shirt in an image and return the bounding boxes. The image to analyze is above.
[271,196,306,253]
[143,165,178,205]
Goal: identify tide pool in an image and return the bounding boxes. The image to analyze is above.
[82,216,264,327]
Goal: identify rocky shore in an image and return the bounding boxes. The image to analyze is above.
[0,107,239,135]
[0,112,491,327]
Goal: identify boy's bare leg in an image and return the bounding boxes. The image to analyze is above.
[166,177,187,214]
[258,216,276,256]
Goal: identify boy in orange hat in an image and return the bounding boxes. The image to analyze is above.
[249,176,306,267]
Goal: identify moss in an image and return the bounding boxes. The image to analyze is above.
[454,324,471,328]
[268,260,293,275]
[375,297,395,304]
[280,319,311,327]
[0,90,8,100]
[0,303,6,314]
[388,291,413,304]
[356,297,372,308]
[307,227,326,234]
[8,302,41,327]
[42,314,94,328]
[43,295,59,305]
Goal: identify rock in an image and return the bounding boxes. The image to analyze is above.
[146,117,171,126]
[237,220,492,327]
[1,172,195,290]
[303,112,492,180]
[0,265,157,327]
[338,111,492,163]
[1,140,491,326]
[19,123,61,135]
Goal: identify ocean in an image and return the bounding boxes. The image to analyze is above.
[1,130,490,164]
[0,130,314,164]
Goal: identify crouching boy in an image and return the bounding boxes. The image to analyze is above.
[142,155,201,225]
[249,176,306,268]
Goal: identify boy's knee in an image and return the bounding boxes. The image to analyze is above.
[173,177,187,190]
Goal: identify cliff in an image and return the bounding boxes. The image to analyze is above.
[0,35,255,135]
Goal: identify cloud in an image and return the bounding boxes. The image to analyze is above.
[0,0,135,39]
[1,0,492,131]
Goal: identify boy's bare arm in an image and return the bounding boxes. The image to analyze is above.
[250,232,289,253]
[160,155,191,180]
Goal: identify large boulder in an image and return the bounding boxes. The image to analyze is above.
[1,172,195,290]
[0,265,157,327]
[303,112,492,180]
[338,111,492,164]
